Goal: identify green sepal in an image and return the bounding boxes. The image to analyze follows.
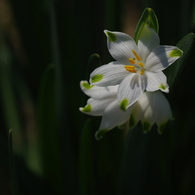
[134,8,159,43]
[164,33,195,89]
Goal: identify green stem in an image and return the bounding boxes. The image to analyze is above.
[123,118,130,141]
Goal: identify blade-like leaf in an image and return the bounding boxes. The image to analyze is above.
[78,118,97,195]
[79,118,124,195]
[0,44,24,155]
[134,7,159,43]
[8,129,19,195]
[117,124,173,195]
[164,33,195,89]
[37,65,65,194]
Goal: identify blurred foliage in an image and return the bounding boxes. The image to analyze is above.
[0,0,195,195]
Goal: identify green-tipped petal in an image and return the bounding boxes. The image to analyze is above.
[91,74,104,83]
[81,81,94,89]
[130,91,166,132]
[159,83,167,91]
[129,113,140,129]
[80,80,118,99]
[80,105,92,113]
[98,100,133,136]
[142,121,151,133]
[90,62,130,86]
[105,31,116,42]
[79,97,115,116]
[120,99,129,111]
[129,115,135,128]
[95,129,109,140]
[145,71,169,93]
[146,46,183,72]
[104,30,138,62]
[157,123,167,134]
[135,91,172,133]
[169,49,183,57]
[118,74,146,109]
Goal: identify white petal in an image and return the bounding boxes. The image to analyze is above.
[80,80,117,99]
[90,62,130,86]
[134,91,172,133]
[95,100,133,139]
[104,30,139,63]
[154,93,172,134]
[130,91,150,128]
[130,103,143,129]
[136,93,154,131]
[145,71,169,93]
[79,97,115,116]
[145,46,183,71]
[118,73,146,109]
[138,27,160,63]
[143,91,172,134]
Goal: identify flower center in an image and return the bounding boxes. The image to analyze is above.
[124,50,145,75]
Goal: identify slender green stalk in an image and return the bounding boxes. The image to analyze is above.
[123,119,130,141]
[8,129,19,195]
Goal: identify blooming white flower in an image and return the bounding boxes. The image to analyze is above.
[89,27,183,110]
[80,80,172,139]
[130,91,172,134]
[79,81,134,139]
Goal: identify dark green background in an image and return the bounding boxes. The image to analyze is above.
[0,0,195,194]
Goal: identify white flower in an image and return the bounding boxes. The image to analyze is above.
[89,27,183,110]
[130,91,172,134]
[79,81,133,139]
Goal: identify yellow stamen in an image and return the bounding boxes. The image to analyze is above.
[129,58,136,64]
[138,62,144,67]
[132,50,141,61]
[140,69,145,75]
[124,65,137,73]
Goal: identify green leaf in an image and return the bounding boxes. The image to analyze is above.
[8,129,20,195]
[79,118,124,195]
[78,118,97,195]
[117,124,173,195]
[37,65,65,194]
[134,8,159,43]
[164,33,195,89]
[0,44,23,155]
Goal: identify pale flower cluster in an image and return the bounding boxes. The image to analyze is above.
[79,27,182,139]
